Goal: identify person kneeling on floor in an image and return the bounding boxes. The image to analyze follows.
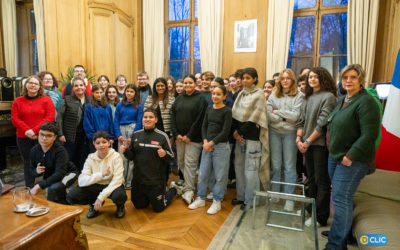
[67,131,127,218]
[30,122,78,204]
[119,108,177,213]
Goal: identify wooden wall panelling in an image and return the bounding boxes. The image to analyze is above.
[16,5,30,76]
[0,3,5,68]
[42,0,59,76]
[114,14,134,82]
[222,0,268,84]
[87,7,115,81]
[131,0,144,80]
[387,0,400,79]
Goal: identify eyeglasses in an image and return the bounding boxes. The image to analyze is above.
[342,75,358,81]
[74,70,85,73]
[39,132,55,138]
[43,78,53,81]
[26,82,40,86]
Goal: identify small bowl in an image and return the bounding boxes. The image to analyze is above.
[26,206,50,217]
[14,203,36,213]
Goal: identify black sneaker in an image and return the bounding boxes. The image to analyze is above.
[321,230,329,239]
[115,205,125,218]
[231,198,244,205]
[87,205,99,219]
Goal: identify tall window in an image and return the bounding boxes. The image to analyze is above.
[165,0,201,80]
[287,0,347,80]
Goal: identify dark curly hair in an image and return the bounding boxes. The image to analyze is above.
[304,67,337,99]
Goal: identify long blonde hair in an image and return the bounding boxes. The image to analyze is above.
[273,69,298,98]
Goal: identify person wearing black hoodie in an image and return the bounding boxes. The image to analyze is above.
[170,74,208,204]
[120,108,177,212]
[137,71,152,106]
[29,122,78,204]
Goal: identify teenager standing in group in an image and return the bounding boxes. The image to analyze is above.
[114,84,143,189]
[170,74,208,204]
[188,85,232,214]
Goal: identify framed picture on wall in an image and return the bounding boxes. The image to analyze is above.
[234,19,257,53]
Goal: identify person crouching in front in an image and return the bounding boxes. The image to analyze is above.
[67,131,127,218]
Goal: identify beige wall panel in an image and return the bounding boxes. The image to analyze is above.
[222,0,268,84]
[114,14,133,82]
[88,8,115,80]
[43,0,59,76]
[0,3,4,68]
[16,6,30,76]
[131,0,144,78]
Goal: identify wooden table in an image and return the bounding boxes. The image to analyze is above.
[0,193,88,250]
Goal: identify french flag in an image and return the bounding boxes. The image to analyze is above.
[375,49,400,171]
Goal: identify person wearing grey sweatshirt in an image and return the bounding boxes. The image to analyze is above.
[267,69,304,212]
[296,67,337,226]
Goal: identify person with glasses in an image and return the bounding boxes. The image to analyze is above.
[29,122,78,204]
[11,75,56,187]
[38,71,62,114]
[137,72,152,106]
[62,65,92,98]
[115,74,127,99]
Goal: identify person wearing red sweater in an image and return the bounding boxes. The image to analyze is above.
[11,75,55,187]
[62,65,92,98]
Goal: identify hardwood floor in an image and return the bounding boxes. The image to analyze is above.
[78,177,237,250]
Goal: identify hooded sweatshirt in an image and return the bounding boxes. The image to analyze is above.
[78,148,124,201]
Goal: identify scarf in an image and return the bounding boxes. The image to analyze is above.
[232,85,270,190]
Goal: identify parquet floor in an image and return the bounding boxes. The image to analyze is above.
[77,175,236,250]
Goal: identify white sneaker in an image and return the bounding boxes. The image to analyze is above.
[182,190,194,204]
[207,200,221,214]
[283,200,294,211]
[206,192,213,201]
[305,217,321,227]
[188,197,205,209]
[169,181,183,196]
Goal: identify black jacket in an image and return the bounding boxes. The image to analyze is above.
[30,142,78,189]
[170,90,208,142]
[124,128,173,186]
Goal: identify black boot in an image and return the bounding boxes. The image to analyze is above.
[115,205,125,218]
[87,205,99,219]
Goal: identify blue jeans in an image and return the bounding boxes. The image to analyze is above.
[234,140,262,204]
[269,129,297,194]
[326,154,368,250]
[197,142,230,201]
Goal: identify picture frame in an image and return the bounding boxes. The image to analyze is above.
[234,19,257,53]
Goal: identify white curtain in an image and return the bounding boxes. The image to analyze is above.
[265,0,294,80]
[1,0,18,76]
[347,0,379,87]
[33,0,46,72]
[143,0,164,83]
[198,0,224,76]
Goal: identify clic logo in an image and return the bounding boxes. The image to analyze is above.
[359,234,388,246]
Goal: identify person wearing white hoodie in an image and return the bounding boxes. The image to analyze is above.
[67,131,127,218]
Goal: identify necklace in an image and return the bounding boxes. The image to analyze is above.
[345,95,352,103]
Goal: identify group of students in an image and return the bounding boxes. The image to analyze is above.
[11,63,381,250]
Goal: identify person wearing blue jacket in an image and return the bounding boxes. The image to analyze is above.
[114,84,143,189]
[84,85,114,153]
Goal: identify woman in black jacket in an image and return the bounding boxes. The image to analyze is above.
[57,77,91,171]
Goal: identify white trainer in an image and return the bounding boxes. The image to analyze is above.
[283,200,294,211]
[305,217,321,227]
[207,200,221,214]
[169,181,183,196]
[206,192,213,201]
[188,197,206,209]
[182,190,194,204]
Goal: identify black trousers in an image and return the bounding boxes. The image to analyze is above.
[16,137,37,188]
[64,135,88,171]
[67,184,127,207]
[131,181,176,213]
[46,173,78,204]
[305,145,331,225]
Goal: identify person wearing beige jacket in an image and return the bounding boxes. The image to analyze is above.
[67,131,127,219]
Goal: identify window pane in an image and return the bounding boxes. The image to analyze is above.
[193,60,201,74]
[169,61,189,80]
[195,0,198,19]
[30,9,36,35]
[168,26,189,60]
[287,57,313,76]
[194,25,200,60]
[169,0,190,21]
[289,16,315,57]
[323,0,348,6]
[32,40,39,74]
[320,13,347,55]
[294,0,316,9]
[320,56,347,81]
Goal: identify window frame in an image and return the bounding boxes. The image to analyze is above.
[164,0,200,78]
[290,1,347,74]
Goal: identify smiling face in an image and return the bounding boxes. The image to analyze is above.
[73,66,86,79]
[212,87,226,105]
[263,82,274,98]
[175,82,184,94]
[202,76,211,91]
[341,69,361,96]
[93,89,104,102]
[25,78,41,96]
[142,111,158,129]
[107,87,117,101]
[308,71,320,92]
[184,77,196,95]
[72,79,86,96]
[116,77,127,89]
[229,76,237,90]
[42,74,54,89]
[137,75,149,87]
[167,79,174,92]
[241,73,256,88]
[98,76,109,89]
[94,137,111,157]
[280,72,293,92]
[125,88,135,102]
[155,81,166,96]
